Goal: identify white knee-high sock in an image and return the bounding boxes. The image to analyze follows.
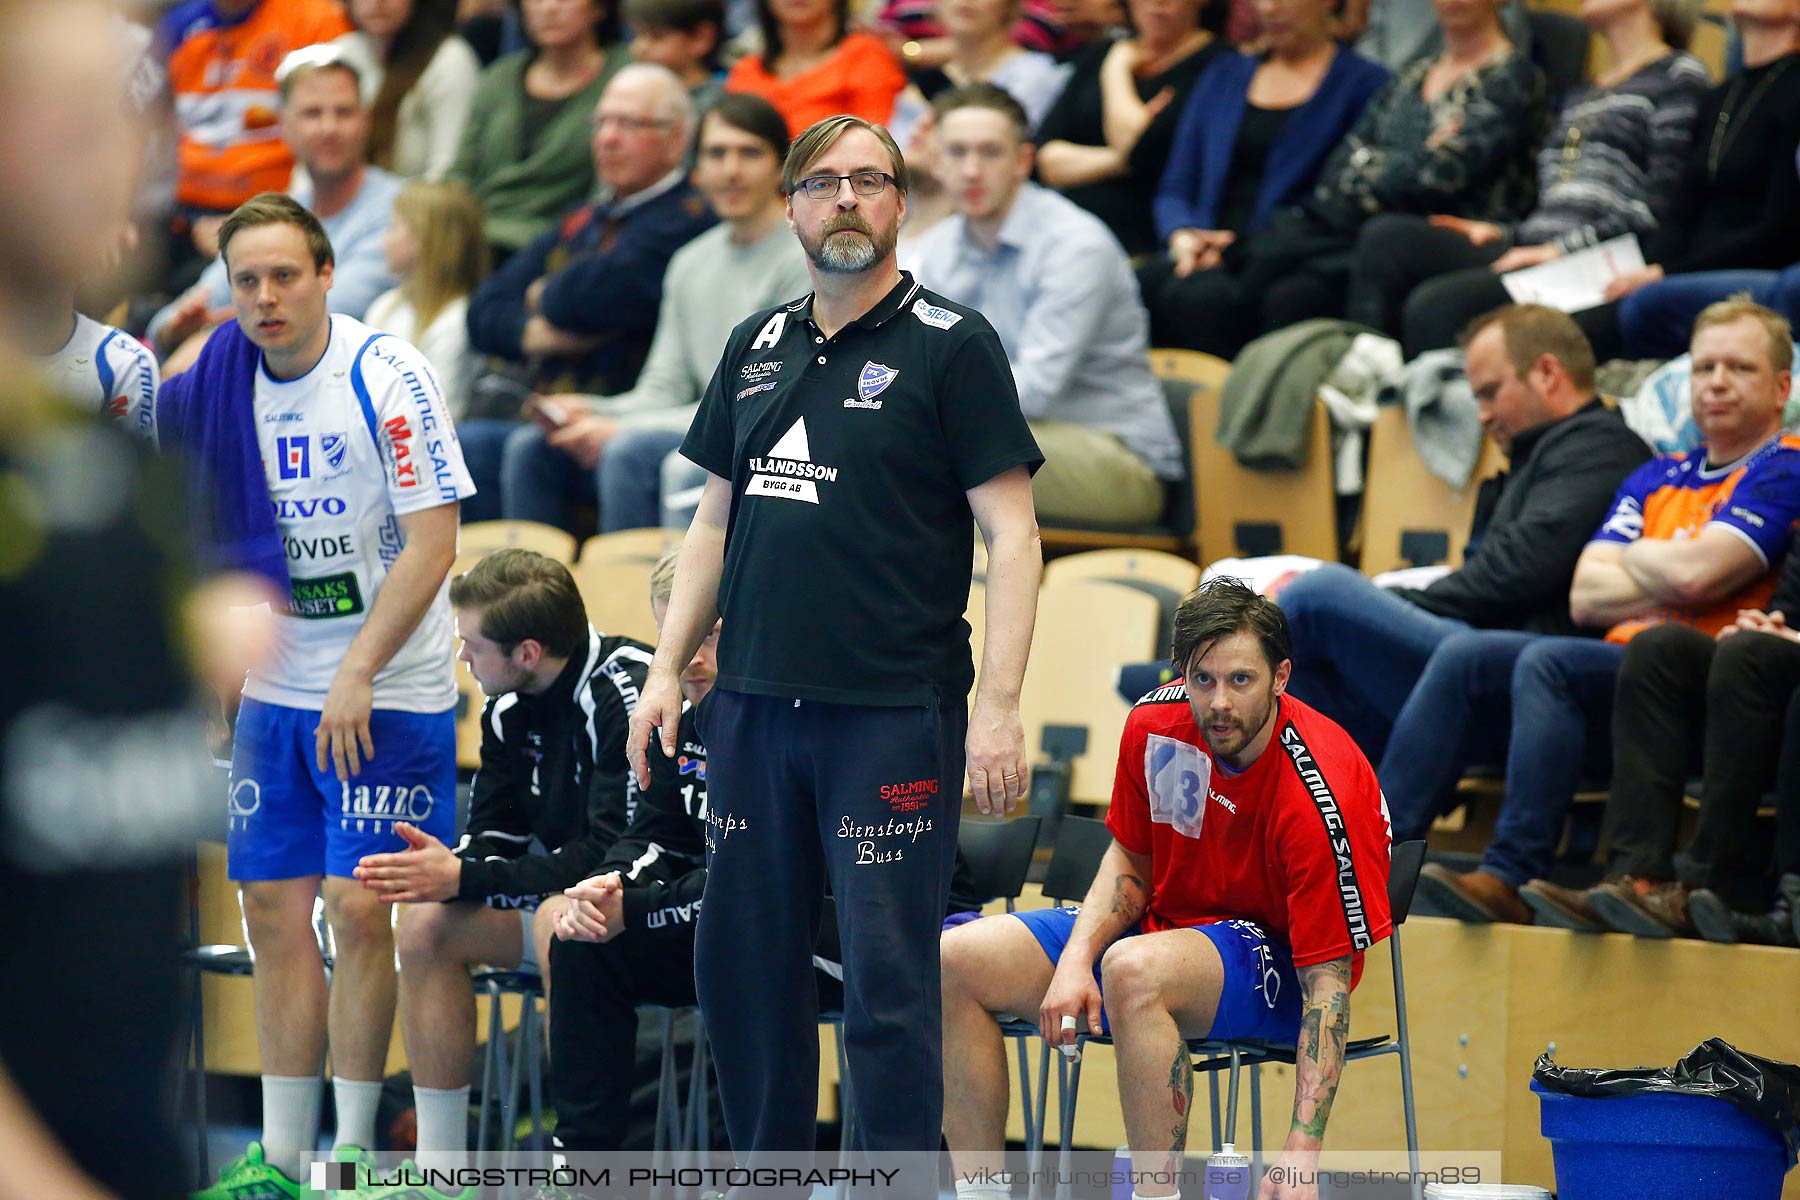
[261,1074,323,1180]
[953,1182,1009,1200]
[331,1076,383,1151]
[413,1083,471,1172]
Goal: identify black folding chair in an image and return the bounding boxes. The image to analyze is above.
[957,815,1044,913]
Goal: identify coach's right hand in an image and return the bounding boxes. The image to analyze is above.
[627,667,683,790]
[1039,954,1104,1051]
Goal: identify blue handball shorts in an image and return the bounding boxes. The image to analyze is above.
[227,697,456,881]
[1012,907,1303,1043]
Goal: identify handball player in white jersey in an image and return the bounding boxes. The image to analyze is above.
[199,194,474,1197]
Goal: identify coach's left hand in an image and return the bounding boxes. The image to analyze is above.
[353,822,461,903]
[966,699,1027,816]
[317,670,375,781]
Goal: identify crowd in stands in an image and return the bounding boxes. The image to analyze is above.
[42,0,1800,1174]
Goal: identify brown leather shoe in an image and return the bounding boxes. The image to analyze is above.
[1587,876,1694,938]
[1520,878,1610,932]
[1416,863,1534,924]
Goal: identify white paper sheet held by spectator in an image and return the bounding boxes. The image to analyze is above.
[1499,234,1646,313]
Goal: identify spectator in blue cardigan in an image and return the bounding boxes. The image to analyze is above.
[1137,0,1386,351]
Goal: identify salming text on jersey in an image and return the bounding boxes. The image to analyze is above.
[1279,724,1373,951]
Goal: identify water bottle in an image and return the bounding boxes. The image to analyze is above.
[1204,1144,1252,1200]
[1111,1146,1133,1200]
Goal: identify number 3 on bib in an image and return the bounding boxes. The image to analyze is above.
[1145,734,1210,838]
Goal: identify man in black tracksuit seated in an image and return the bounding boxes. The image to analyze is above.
[352,547,654,1169]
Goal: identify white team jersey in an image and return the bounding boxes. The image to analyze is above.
[42,313,159,432]
[243,315,476,714]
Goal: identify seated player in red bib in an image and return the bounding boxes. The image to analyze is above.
[941,577,1393,1200]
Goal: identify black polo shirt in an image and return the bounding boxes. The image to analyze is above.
[681,271,1041,707]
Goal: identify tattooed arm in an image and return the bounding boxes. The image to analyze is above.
[1037,840,1153,1048]
[1260,955,1353,1200]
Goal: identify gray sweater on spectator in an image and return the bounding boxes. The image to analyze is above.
[1515,51,1710,252]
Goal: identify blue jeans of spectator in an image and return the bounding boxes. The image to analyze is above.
[1382,631,1623,885]
[1618,265,1800,359]
[455,417,516,524]
[1379,630,1531,843]
[499,423,587,533]
[1277,563,1471,761]
[599,427,686,532]
[501,424,689,534]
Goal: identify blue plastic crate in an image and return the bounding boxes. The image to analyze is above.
[1532,1078,1788,1200]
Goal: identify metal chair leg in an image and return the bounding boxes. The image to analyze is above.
[190,968,209,1185]
[649,1009,678,1200]
[1015,1035,1036,1172]
[1249,1060,1263,1177]
[1027,1040,1051,1200]
[1392,931,1422,1200]
[831,1021,853,1165]
[1223,1045,1241,1145]
[525,998,544,1152]
[833,1022,853,1200]
[477,981,504,1164]
[694,1018,712,1155]
[1208,1069,1222,1153]
[503,997,530,1153]
[1055,1041,1084,1200]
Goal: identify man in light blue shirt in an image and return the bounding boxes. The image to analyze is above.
[901,81,1181,528]
[148,46,401,363]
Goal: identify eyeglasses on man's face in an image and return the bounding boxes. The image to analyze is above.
[791,171,898,200]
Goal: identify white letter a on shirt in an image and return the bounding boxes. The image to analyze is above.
[751,312,786,350]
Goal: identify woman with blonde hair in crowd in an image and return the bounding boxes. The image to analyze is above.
[366,179,489,423]
[335,0,484,179]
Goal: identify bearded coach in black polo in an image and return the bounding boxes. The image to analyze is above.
[628,114,1044,1180]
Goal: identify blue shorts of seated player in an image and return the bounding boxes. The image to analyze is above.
[1012,907,1301,1043]
[227,697,457,881]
